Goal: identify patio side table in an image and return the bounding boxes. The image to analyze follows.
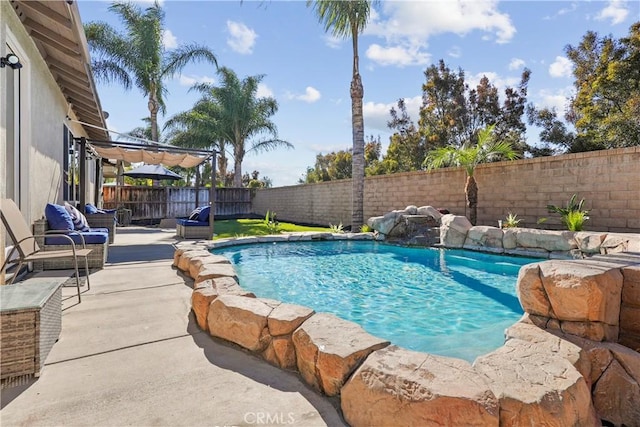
[0,281,61,388]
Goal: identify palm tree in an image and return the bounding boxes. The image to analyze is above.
[191,67,293,187]
[84,1,218,142]
[423,126,520,225]
[307,0,376,231]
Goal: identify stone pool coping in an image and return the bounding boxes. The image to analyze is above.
[174,232,640,426]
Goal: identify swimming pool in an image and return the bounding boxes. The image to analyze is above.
[212,240,536,361]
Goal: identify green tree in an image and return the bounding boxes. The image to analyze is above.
[423,126,520,225]
[300,138,381,183]
[84,1,218,142]
[307,0,376,230]
[190,67,292,187]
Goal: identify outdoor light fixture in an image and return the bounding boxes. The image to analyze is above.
[1,53,22,70]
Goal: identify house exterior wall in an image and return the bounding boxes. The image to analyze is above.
[1,1,97,281]
[252,146,640,233]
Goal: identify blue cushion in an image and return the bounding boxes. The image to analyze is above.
[89,227,110,234]
[177,219,209,227]
[65,202,91,232]
[44,231,108,245]
[197,206,210,222]
[85,204,99,214]
[45,203,74,231]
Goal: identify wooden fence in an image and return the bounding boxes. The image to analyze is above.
[103,186,252,221]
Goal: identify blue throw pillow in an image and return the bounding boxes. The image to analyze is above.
[198,206,210,222]
[85,204,99,214]
[45,203,74,231]
[65,202,91,232]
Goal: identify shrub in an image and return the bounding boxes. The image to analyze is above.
[503,212,521,228]
[264,210,280,234]
[546,194,590,231]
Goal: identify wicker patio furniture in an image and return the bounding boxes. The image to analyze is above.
[0,199,90,303]
[32,219,108,271]
[85,212,116,244]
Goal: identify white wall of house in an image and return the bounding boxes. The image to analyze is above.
[1,1,97,279]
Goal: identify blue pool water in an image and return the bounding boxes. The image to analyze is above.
[212,240,536,361]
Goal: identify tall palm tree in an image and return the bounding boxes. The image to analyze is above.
[84,1,218,142]
[423,126,520,225]
[307,0,375,231]
[191,67,293,187]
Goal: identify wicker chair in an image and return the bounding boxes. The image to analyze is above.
[85,212,116,244]
[0,199,90,303]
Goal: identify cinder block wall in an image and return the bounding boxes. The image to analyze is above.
[253,147,640,232]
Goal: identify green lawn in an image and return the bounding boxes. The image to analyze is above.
[213,219,331,239]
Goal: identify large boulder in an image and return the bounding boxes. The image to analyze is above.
[195,263,238,285]
[175,249,211,275]
[440,214,472,248]
[262,303,314,369]
[188,254,230,281]
[416,205,443,220]
[473,339,599,427]
[292,313,389,396]
[515,229,577,252]
[574,232,607,254]
[464,226,504,252]
[208,295,274,352]
[341,345,499,427]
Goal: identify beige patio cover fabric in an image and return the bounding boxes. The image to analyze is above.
[90,145,206,168]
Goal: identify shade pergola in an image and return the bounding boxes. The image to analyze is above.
[75,137,218,239]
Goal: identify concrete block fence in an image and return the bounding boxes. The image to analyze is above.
[252,147,640,233]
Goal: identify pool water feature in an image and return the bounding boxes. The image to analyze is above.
[212,240,536,361]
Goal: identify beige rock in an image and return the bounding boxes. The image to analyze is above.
[416,205,443,220]
[464,226,504,250]
[208,295,274,352]
[559,320,619,342]
[210,276,254,297]
[263,335,297,370]
[176,250,211,274]
[191,284,218,332]
[601,234,630,254]
[622,265,640,305]
[502,228,518,250]
[515,229,577,251]
[539,260,623,324]
[291,313,389,396]
[268,303,314,336]
[516,263,553,317]
[341,345,499,427]
[194,263,238,285]
[574,232,606,254]
[504,322,591,383]
[620,305,640,335]
[187,255,230,280]
[593,358,640,426]
[473,340,599,427]
[440,214,472,248]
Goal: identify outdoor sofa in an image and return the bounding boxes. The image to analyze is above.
[176,206,211,239]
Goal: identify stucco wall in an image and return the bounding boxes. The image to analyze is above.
[252,147,640,233]
[1,1,97,225]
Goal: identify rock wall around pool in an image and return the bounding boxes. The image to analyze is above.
[173,233,640,427]
[367,205,640,259]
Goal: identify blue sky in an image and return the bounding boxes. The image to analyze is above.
[77,0,639,186]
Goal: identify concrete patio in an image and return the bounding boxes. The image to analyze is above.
[0,227,345,426]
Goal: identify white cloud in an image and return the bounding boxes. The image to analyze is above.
[363,95,422,132]
[256,83,273,98]
[178,74,215,86]
[162,29,177,49]
[366,44,430,67]
[544,2,578,20]
[595,0,629,25]
[226,21,257,54]
[286,87,321,103]
[467,72,520,93]
[549,56,572,78]
[508,58,526,71]
[324,35,342,49]
[536,87,574,113]
[448,46,462,58]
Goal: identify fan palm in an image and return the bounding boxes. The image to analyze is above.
[84,1,218,142]
[307,0,376,230]
[423,126,520,225]
[190,67,293,187]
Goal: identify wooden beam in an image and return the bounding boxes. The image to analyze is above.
[50,65,90,88]
[17,1,72,28]
[28,29,82,60]
[24,18,80,53]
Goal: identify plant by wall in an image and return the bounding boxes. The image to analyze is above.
[546,194,590,231]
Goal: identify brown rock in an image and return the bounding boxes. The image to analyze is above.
[268,303,314,336]
[622,265,640,305]
[515,229,577,251]
[188,254,230,280]
[176,250,211,275]
[211,276,255,297]
[559,320,619,342]
[593,358,640,426]
[194,263,238,285]
[539,260,623,324]
[517,263,554,317]
[263,335,297,370]
[341,345,499,427]
[620,305,640,335]
[208,295,273,351]
[191,284,218,332]
[291,313,389,396]
[473,340,599,427]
